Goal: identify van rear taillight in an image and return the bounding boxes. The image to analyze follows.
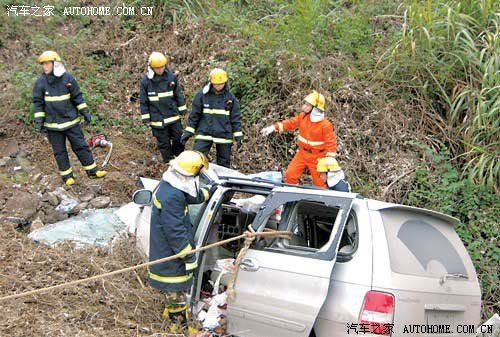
[358,291,394,335]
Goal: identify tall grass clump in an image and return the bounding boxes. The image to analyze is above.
[382,0,499,191]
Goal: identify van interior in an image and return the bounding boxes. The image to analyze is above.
[193,188,358,301]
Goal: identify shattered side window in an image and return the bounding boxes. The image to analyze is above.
[251,192,353,261]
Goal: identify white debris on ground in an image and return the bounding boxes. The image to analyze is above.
[196,259,234,330]
[476,314,500,337]
[28,208,127,248]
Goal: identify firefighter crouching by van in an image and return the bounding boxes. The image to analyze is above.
[180,68,243,168]
[148,150,216,334]
[33,51,106,186]
[261,91,336,188]
[140,52,187,163]
[317,157,351,192]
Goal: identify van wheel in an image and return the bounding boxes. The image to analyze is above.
[309,329,316,337]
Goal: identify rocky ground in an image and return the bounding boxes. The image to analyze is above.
[0,134,224,337]
[1,137,122,231]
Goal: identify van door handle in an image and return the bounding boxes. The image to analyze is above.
[240,258,259,272]
[425,304,467,312]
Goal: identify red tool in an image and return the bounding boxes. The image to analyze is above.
[87,134,113,167]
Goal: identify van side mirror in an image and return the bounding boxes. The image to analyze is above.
[133,189,153,205]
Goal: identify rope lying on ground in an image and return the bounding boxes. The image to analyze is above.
[0,229,291,303]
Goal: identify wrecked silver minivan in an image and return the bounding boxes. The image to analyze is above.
[131,167,481,337]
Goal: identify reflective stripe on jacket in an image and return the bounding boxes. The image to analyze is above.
[148,180,209,292]
[33,72,88,131]
[185,84,242,141]
[275,112,336,156]
[139,70,186,129]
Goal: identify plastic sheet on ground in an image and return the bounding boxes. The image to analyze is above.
[28,208,127,248]
[116,201,151,257]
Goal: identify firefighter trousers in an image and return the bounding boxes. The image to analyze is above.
[47,125,97,182]
[193,139,232,168]
[151,121,184,162]
[285,150,327,188]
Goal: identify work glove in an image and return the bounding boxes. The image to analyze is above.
[180,131,192,146]
[261,125,275,136]
[235,138,242,150]
[83,112,92,125]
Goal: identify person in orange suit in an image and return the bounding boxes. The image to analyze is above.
[261,91,336,187]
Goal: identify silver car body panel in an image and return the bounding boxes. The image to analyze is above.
[313,198,373,337]
[370,204,481,336]
[130,176,481,336]
[224,186,355,337]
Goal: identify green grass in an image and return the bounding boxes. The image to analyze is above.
[381,0,500,190]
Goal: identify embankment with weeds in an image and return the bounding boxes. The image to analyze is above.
[0,0,498,324]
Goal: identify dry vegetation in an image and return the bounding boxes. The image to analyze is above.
[0,0,498,335]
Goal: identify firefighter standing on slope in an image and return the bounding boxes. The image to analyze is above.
[261,91,336,188]
[33,51,106,186]
[140,52,188,163]
[149,150,215,335]
[180,68,243,168]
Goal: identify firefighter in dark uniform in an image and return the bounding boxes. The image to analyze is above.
[149,150,214,334]
[180,68,242,168]
[33,51,106,186]
[140,52,187,163]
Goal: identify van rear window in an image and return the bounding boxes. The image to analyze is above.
[380,208,468,278]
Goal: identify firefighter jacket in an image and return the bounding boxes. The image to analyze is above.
[274,112,337,156]
[139,70,187,129]
[33,72,89,131]
[148,179,210,292]
[185,84,242,144]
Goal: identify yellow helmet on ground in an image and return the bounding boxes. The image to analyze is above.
[149,52,168,68]
[209,68,228,84]
[38,51,61,64]
[170,151,209,176]
[304,91,326,111]
[317,157,341,173]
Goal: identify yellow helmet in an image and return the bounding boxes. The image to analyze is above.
[149,52,168,68]
[304,91,326,111]
[317,157,341,173]
[38,51,61,64]
[170,151,209,176]
[209,68,228,84]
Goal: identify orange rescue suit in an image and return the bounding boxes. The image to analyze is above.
[274,112,337,187]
